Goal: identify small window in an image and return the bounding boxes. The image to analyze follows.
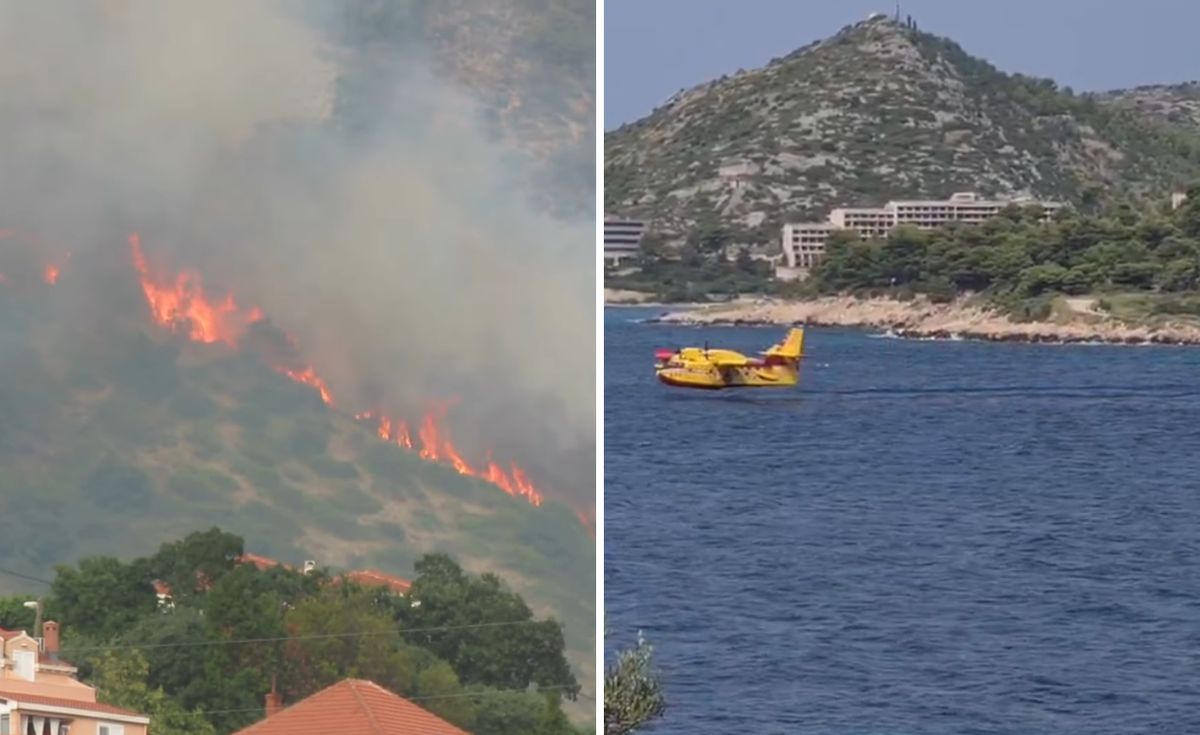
[1,713,9,735]
[98,726,123,735]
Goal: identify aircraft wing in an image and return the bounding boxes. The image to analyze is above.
[707,354,754,367]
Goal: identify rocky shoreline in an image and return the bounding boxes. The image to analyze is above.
[643,296,1200,346]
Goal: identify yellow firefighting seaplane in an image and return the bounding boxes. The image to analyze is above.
[654,328,806,390]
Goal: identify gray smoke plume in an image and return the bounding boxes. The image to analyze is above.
[0,0,595,506]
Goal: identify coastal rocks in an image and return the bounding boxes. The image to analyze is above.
[650,296,1200,347]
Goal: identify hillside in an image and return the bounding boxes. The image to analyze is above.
[1100,82,1200,132]
[604,15,1200,244]
[338,0,595,217]
[0,249,595,701]
[0,0,595,713]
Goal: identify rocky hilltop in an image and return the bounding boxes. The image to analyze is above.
[339,0,594,217]
[1100,82,1200,132]
[604,15,1200,243]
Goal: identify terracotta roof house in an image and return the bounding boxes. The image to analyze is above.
[338,569,412,595]
[0,621,150,735]
[233,679,469,735]
[152,555,412,607]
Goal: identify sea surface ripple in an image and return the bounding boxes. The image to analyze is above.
[604,307,1200,735]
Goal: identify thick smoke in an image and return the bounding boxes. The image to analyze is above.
[0,1,595,505]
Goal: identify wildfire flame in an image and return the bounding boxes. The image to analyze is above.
[356,409,544,506]
[43,252,71,285]
[129,233,547,508]
[357,411,414,450]
[0,230,67,287]
[276,366,335,406]
[576,509,595,540]
[129,233,261,346]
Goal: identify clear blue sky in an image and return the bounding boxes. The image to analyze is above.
[605,0,1199,130]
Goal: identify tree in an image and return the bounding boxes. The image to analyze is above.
[47,556,157,641]
[1175,183,1200,238]
[91,649,216,735]
[148,528,244,606]
[604,631,664,735]
[1017,263,1069,296]
[689,209,732,258]
[1079,185,1103,216]
[470,688,579,735]
[30,530,585,735]
[120,608,212,710]
[280,584,402,701]
[636,232,669,263]
[1157,258,1200,292]
[396,554,579,700]
[194,564,291,732]
[735,248,756,273]
[0,595,37,630]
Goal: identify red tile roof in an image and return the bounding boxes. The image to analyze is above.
[154,557,411,597]
[0,689,148,720]
[233,679,469,735]
[341,569,412,594]
[239,553,292,572]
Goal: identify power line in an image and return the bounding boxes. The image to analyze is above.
[60,618,556,655]
[175,683,592,719]
[0,566,53,587]
[0,568,577,655]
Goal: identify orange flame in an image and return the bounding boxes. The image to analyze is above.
[129,233,259,346]
[42,251,69,285]
[418,411,441,461]
[357,410,543,505]
[358,411,415,450]
[276,366,334,406]
[576,509,595,539]
[1,230,67,287]
[128,233,546,507]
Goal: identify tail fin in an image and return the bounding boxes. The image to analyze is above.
[764,328,805,360]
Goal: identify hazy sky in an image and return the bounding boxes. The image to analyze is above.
[605,0,1199,130]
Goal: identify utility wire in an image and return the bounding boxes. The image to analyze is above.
[174,684,592,719]
[59,618,559,655]
[0,566,54,587]
[0,568,580,653]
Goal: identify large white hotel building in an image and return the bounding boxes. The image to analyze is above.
[603,214,648,266]
[782,192,1065,271]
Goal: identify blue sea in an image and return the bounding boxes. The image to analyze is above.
[604,307,1200,735]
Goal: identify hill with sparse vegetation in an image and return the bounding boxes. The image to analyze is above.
[604,15,1200,246]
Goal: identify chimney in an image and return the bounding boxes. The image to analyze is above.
[42,621,59,661]
[265,676,283,717]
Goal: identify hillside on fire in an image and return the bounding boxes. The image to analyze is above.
[0,232,594,706]
[0,0,594,725]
